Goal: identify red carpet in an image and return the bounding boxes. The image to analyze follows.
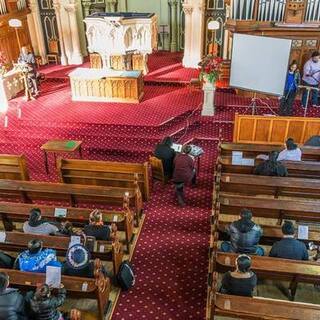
[2,52,320,320]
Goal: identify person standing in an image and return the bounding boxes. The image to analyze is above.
[279,61,300,116]
[301,51,320,108]
[18,46,40,97]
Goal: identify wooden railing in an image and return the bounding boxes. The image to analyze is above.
[230,0,320,23]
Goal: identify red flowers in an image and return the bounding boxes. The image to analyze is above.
[198,55,223,84]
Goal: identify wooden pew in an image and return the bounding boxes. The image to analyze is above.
[0,201,134,253]
[0,261,111,320]
[0,232,123,274]
[0,179,143,225]
[213,250,320,300]
[216,173,320,199]
[57,158,150,201]
[219,142,320,161]
[0,154,29,180]
[216,193,320,223]
[217,156,320,179]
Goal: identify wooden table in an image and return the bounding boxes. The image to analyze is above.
[40,140,83,174]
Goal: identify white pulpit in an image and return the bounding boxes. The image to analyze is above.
[84,12,158,74]
[0,69,24,111]
[201,83,215,116]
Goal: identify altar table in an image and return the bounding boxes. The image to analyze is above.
[69,68,144,103]
[0,69,24,110]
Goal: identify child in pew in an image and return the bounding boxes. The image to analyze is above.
[14,239,61,273]
[220,209,264,256]
[269,220,309,261]
[0,271,28,320]
[254,151,288,177]
[83,209,116,241]
[23,208,61,236]
[220,254,257,297]
[25,283,66,320]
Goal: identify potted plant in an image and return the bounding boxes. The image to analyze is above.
[198,55,223,85]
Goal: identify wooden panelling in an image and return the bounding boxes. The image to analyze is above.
[0,8,31,64]
[233,113,320,144]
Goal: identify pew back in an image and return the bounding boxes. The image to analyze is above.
[0,155,29,181]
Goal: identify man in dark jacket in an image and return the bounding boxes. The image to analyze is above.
[254,151,288,177]
[0,271,27,320]
[173,145,196,206]
[269,220,309,260]
[154,136,176,179]
[304,135,320,147]
[221,209,264,256]
[26,283,66,320]
[62,244,95,278]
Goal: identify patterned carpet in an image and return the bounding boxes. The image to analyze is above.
[3,52,320,320]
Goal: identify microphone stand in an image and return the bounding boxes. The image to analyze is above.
[299,85,320,117]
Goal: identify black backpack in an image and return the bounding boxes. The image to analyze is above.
[117,261,135,290]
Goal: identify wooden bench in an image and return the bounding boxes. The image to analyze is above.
[0,261,111,320]
[0,201,134,253]
[0,231,123,274]
[216,173,320,199]
[213,250,320,300]
[219,142,320,162]
[0,179,143,225]
[0,154,29,180]
[57,158,150,201]
[217,156,320,179]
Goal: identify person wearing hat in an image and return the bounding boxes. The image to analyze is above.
[14,239,61,273]
[220,254,257,297]
[221,209,264,256]
[269,220,309,261]
[23,208,60,236]
[62,244,95,278]
[277,138,302,162]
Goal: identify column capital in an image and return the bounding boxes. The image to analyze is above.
[182,4,193,15]
[168,0,179,6]
[28,0,39,12]
[64,3,77,13]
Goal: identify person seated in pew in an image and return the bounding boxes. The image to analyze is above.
[0,271,28,320]
[84,209,116,241]
[14,239,61,273]
[220,209,264,256]
[0,250,15,269]
[254,151,288,177]
[62,244,95,278]
[23,208,60,236]
[173,145,196,207]
[220,254,257,297]
[304,135,320,147]
[277,138,302,162]
[26,283,66,320]
[269,220,309,261]
[154,136,176,179]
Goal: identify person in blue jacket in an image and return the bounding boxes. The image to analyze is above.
[14,239,61,273]
[279,61,301,116]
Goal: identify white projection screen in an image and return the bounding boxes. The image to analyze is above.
[230,34,292,96]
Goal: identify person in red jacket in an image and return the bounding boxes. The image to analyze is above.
[173,145,196,206]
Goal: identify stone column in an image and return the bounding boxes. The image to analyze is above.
[28,0,47,63]
[108,0,117,12]
[52,0,68,65]
[65,1,83,64]
[169,0,178,52]
[201,82,215,116]
[182,0,205,68]
[82,0,91,17]
[182,4,193,66]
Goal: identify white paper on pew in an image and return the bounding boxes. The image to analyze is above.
[113,215,118,222]
[69,235,81,248]
[54,208,67,218]
[82,282,88,292]
[0,232,6,243]
[46,266,61,289]
[99,245,105,253]
[171,143,183,153]
[241,158,255,166]
[232,151,243,165]
[298,225,309,240]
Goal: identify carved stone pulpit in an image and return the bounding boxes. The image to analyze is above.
[84,12,158,74]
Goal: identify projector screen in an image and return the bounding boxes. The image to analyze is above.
[230,34,292,96]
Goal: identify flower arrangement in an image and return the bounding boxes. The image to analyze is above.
[198,55,223,84]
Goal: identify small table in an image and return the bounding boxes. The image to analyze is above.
[40,140,83,174]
